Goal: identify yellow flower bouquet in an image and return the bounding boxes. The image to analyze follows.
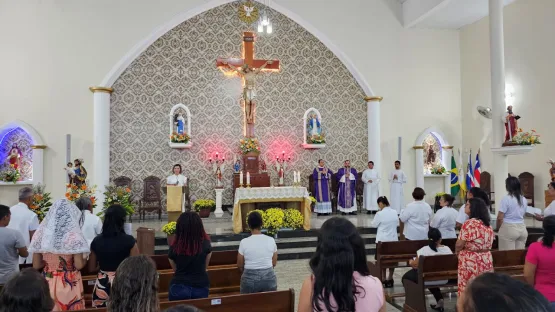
[239,137,261,154]
[283,209,304,230]
[170,131,191,144]
[512,129,541,145]
[162,221,177,235]
[65,183,97,209]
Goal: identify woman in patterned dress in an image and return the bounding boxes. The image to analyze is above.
[29,199,89,311]
[456,197,495,298]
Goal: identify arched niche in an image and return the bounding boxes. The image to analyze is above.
[169,103,192,149]
[302,108,325,149]
[0,120,46,185]
[413,127,452,193]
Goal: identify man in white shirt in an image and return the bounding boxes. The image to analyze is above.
[389,160,407,214]
[399,187,433,240]
[75,197,102,246]
[362,161,381,214]
[7,187,39,264]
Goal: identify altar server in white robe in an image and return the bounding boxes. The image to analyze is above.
[167,164,188,212]
[362,161,381,214]
[389,160,407,214]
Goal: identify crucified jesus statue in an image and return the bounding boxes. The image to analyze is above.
[223,60,273,124]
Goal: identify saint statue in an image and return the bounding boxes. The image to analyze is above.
[504,105,520,141]
[174,113,185,134]
[71,158,87,186]
[548,160,555,182]
[233,160,241,173]
[213,161,225,188]
[223,60,273,124]
[275,160,286,186]
[6,143,22,169]
[425,145,436,166]
[308,114,321,137]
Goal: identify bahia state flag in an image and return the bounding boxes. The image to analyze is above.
[473,151,481,187]
[459,149,467,200]
[450,151,460,197]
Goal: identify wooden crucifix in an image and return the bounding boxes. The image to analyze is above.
[216,31,280,138]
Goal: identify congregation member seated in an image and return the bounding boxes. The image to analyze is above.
[497,176,528,250]
[237,211,278,294]
[402,228,454,312]
[109,255,159,312]
[458,273,552,312]
[0,205,28,285]
[371,196,399,288]
[75,196,103,247]
[29,199,89,311]
[7,187,39,264]
[88,204,139,308]
[430,194,458,239]
[456,187,490,229]
[298,217,386,312]
[168,211,212,301]
[456,198,494,298]
[524,215,555,308]
[0,268,54,312]
[399,187,433,240]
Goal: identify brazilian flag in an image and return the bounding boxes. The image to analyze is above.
[450,151,460,197]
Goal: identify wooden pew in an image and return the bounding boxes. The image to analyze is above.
[150,250,239,271]
[368,239,458,282]
[74,289,295,312]
[82,266,241,304]
[403,249,527,312]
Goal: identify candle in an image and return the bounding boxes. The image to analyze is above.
[247,172,251,185]
[239,171,244,185]
[297,171,300,183]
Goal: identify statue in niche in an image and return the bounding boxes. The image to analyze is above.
[174,113,185,135]
[423,134,441,172]
[308,113,321,137]
[6,143,22,169]
[425,145,436,166]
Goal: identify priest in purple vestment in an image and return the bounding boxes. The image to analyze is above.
[313,159,333,216]
[337,160,358,215]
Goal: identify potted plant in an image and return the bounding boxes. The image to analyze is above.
[162,221,177,246]
[193,199,215,218]
[99,185,135,234]
[263,208,285,237]
[309,196,316,212]
[283,208,304,230]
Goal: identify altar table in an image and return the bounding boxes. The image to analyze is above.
[232,186,312,233]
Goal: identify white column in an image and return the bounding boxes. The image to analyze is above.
[489,0,508,213]
[443,147,453,194]
[214,188,224,218]
[90,86,113,214]
[414,147,424,188]
[31,145,46,184]
[364,96,383,194]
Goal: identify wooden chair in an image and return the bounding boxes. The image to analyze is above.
[331,173,339,213]
[519,172,535,207]
[480,171,494,211]
[139,176,162,221]
[356,171,364,210]
[113,176,132,188]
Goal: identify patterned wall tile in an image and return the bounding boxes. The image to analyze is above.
[110,3,367,209]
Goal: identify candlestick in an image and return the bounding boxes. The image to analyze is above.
[246,172,251,185]
[239,171,244,187]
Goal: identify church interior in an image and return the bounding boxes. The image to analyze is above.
[1,0,554,311]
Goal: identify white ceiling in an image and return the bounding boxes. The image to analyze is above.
[401,0,519,29]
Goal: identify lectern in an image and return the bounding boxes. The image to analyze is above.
[164,186,187,222]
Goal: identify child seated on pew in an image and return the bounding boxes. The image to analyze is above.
[402,227,454,312]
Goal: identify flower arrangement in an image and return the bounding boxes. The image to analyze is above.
[0,166,20,183]
[283,209,304,230]
[65,183,97,209]
[239,138,260,154]
[430,165,447,175]
[193,199,216,212]
[512,129,541,145]
[162,221,177,235]
[308,133,326,144]
[309,196,316,204]
[170,132,191,144]
[30,184,52,221]
[246,208,304,236]
[100,184,135,216]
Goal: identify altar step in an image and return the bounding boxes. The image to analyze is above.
[154,227,378,260]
